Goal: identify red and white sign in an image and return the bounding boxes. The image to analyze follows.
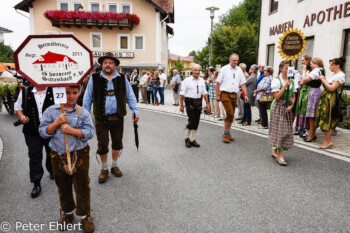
[14,35,93,87]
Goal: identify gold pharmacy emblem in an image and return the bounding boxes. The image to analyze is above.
[278,28,306,60]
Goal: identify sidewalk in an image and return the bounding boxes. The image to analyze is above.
[137,89,350,160]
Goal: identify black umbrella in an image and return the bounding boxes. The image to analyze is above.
[133,114,139,151]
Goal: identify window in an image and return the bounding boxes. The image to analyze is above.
[134,35,144,51]
[121,3,132,13]
[296,36,314,73]
[72,2,83,11]
[59,1,69,10]
[89,2,100,11]
[107,3,117,12]
[270,0,278,14]
[119,34,130,50]
[91,32,102,50]
[343,30,350,87]
[266,44,275,67]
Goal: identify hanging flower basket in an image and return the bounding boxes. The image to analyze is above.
[44,10,140,25]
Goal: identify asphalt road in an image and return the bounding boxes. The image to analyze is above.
[0,109,349,233]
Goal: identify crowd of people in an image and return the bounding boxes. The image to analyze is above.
[177,53,346,166]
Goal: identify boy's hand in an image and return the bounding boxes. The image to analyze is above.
[56,113,67,125]
[60,123,72,134]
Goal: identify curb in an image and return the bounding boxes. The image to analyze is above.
[0,135,3,163]
[138,106,350,162]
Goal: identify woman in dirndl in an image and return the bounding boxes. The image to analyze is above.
[295,55,312,138]
[301,57,325,142]
[316,57,346,149]
[268,60,298,166]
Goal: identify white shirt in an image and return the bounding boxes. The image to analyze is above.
[14,87,48,121]
[308,68,322,80]
[271,76,299,93]
[159,73,167,88]
[180,76,208,99]
[139,74,149,86]
[327,71,346,84]
[216,64,246,93]
[1,71,14,77]
[293,70,302,83]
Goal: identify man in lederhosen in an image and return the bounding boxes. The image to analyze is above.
[83,52,139,183]
[180,64,210,148]
[14,85,55,198]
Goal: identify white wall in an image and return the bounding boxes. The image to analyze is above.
[259,0,350,84]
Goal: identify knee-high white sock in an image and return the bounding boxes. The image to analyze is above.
[186,129,191,139]
[190,130,197,142]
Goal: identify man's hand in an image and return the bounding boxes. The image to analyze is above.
[56,113,67,125]
[20,115,30,124]
[216,94,221,102]
[180,105,184,113]
[60,123,72,134]
[132,114,139,123]
[244,96,249,104]
[206,103,211,113]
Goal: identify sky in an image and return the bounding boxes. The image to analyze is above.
[1,0,241,56]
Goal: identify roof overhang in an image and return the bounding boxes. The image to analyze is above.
[14,0,34,12]
[145,0,174,23]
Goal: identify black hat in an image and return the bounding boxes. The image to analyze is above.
[97,52,120,66]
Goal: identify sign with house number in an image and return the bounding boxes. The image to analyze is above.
[14,35,93,87]
[53,87,67,104]
[287,67,295,78]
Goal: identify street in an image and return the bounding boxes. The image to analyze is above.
[0,109,349,233]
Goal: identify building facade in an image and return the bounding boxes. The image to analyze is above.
[15,0,174,74]
[0,26,13,43]
[258,0,350,88]
[168,53,194,78]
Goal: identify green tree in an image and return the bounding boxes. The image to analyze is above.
[174,58,184,72]
[0,42,14,63]
[188,50,196,56]
[194,45,209,71]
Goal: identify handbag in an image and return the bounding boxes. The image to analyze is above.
[259,93,274,103]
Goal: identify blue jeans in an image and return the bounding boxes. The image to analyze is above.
[153,87,159,102]
[242,102,251,123]
[159,87,164,104]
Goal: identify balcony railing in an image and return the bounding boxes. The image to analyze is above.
[44,10,140,30]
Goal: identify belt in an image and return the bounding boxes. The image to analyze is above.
[221,91,237,95]
[52,145,89,157]
[106,90,115,96]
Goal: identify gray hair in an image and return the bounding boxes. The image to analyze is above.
[239,63,247,70]
[250,64,258,74]
[229,53,239,60]
[173,69,178,73]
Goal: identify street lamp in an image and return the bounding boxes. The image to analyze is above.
[206,6,219,67]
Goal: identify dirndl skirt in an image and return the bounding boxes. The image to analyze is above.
[306,87,322,118]
[268,99,294,149]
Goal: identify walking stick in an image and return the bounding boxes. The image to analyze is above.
[60,104,73,175]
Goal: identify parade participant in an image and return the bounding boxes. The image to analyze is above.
[255,63,265,123]
[14,84,55,198]
[316,57,346,149]
[130,69,140,102]
[39,86,95,232]
[269,60,298,166]
[159,68,167,105]
[235,63,248,121]
[302,57,325,142]
[215,53,249,143]
[171,69,181,106]
[241,64,257,126]
[83,52,139,183]
[253,66,273,129]
[139,70,148,103]
[180,64,210,148]
[295,55,312,138]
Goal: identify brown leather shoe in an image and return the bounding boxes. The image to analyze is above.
[81,213,95,233]
[227,134,234,141]
[111,166,123,177]
[98,170,109,183]
[222,134,230,143]
[58,209,74,231]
